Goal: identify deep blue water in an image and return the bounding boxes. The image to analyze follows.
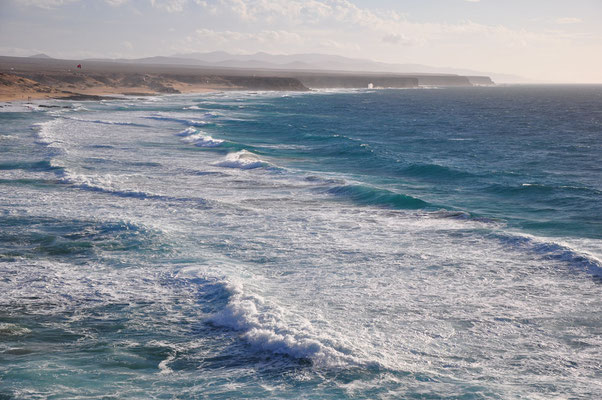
[0,86,601,399]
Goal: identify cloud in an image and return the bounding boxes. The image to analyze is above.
[382,33,411,45]
[9,0,599,82]
[194,28,302,44]
[183,0,586,56]
[199,0,336,23]
[105,0,129,6]
[15,0,128,7]
[555,17,582,25]
[150,0,187,13]
[17,0,79,8]
[181,27,369,55]
[0,46,48,57]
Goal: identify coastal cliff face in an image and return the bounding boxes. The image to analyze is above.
[412,75,472,87]
[0,56,309,100]
[295,75,418,89]
[466,76,495,86]
[210,75,308,91]
[272,70,491,88]
[0,55,495,100]
[0,71,308,101]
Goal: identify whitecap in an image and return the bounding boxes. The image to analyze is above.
[214,150,267,170]
[175,127,198,137]
[145,115,209,126]
[62,116,145,127]
[493,231,602,277]
[32,120,64,148]
[208,279,355,367]
[181,133,224,148]
[0,323,31,336]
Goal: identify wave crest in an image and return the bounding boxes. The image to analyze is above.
[325,184,429,210]
[214,150,267,170]
[176,128,224,148]
[208,280,354,366]
[494,232,602,277]
[144,115,210,127]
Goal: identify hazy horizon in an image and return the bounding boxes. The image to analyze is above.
[1,0,601,83]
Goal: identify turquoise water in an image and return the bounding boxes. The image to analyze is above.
[0,86,601,399]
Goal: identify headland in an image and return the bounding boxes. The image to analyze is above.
[0,55,494,101]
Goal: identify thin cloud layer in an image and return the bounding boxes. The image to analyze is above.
[2,0,601,82]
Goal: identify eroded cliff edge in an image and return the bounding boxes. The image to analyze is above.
[0,55,495,101]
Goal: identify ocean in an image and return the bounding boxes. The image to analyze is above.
[0,86,601,399]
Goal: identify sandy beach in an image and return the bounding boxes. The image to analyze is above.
[0,73,224,102]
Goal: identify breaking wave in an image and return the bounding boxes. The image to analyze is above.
[324,184,429,210]
[208,280,358,367]
[175,127,224,147]
[214,150,268,170]
[492,232,602,278]
[57,170,209,206]
[144,115,211,127]
[32,120,63,148]
[182,134,224,148]
[63,116,147,127]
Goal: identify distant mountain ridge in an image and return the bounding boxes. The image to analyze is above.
[29,53,53,59]
[85,51,525,83]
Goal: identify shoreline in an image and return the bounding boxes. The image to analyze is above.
[0,72,248,102]
[0,55,497,102]
[0,85,220,102]
[0,63,309,102]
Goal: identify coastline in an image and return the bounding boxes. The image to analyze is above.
[0,55,496,102]
[0,81,220,102]
[0,72,287,102]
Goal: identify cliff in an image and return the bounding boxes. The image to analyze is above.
[411,75,472,87]
[0,55,495,101]
[295,74,418,89]
[466,76,495,86]
[0,56,309,100]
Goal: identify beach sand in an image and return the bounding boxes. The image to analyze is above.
[0,72,240,102]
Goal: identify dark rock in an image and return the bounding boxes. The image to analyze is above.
[58,93,121,101]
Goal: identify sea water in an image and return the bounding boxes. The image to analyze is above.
[0,86,600,399]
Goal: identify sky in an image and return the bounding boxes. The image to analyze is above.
[1,0,601,83]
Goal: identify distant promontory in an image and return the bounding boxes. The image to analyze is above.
[0,55,494,101]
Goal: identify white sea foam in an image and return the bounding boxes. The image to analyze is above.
[158,351,176,374]
[0,103,42,113]
[181,133,224,147]
[496,231,602,277]
[208,279,356,367]
[62,116,144,126]
[145,114,209,126]
[214,150,267,169]
[175,127,198,136]
[32,120,64,149]
[4,91,601,399]
[0,323,32,336]
[58,170,157,200]
[175,127,224,147]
